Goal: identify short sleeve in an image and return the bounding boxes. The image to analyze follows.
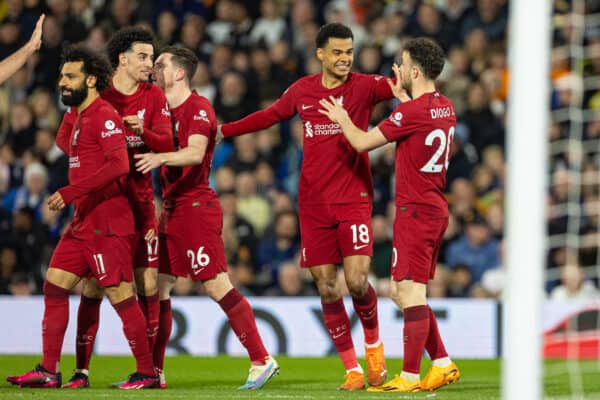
[188,101,214,139]
[378,103,417,142]
[270,83,298,120]
[369,74,395,104]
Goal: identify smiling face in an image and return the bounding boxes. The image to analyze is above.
[58,61,89,107]
[122,42,154,82]
[317,37,354,81]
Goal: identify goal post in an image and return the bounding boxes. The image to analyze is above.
[503,0,552,399]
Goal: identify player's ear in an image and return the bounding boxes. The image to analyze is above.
[86,74,97,88]
[119,52,127,66]
[316,47,324,62]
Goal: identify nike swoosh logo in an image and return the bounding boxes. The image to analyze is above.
[332,333,345,339]
[354,244,369,250]
[98,275,107,280]
[301,105,312,110]
[148,256,159,262]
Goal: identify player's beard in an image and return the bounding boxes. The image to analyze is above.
[60,82,88,107]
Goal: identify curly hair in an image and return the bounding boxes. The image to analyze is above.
[403,38,446,80]
[106,27,155,69]
[315,23,353,49]
[60,45,112,91]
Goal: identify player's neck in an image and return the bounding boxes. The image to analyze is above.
[77,91,99,113]
[111,70,139,95]
[410,80,437,100]
[321,72,348,89]
[166,84,192,109]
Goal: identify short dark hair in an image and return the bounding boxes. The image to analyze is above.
[61,45,112,91]
[106,27,155,68]
[315,23,353,49]
[403,37,445,80]
[160,46,198,84]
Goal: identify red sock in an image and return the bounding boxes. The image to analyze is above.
[153,299,172,371]
[139,293,159,350]
[113,296,155,376]
[322,298,358,371]
[425,306,448,360]
[351,284,379,345]
[218,288,268,364]
[75,296,102,370]
[41,281,70,373]
[402,305,430,374]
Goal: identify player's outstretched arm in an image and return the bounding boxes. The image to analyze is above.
[0,14,44,84]
[134,134,208,173]
[318,96,387,153]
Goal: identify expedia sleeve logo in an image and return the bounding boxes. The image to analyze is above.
[388,111,403,127]
[193,109,210,122]
[101,119,123,138]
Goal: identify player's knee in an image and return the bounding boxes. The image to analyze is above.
[345,276,368,298]
[83,280,105,299]
[315,279,339,302]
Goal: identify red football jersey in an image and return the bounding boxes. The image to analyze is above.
[58,97,134,238]
[377,91,456,216]
[101,82,173,203]
[222,72,394,206]
[161,92,218,206]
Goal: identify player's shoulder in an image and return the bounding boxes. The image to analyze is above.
[186,92,216,120]
[287,74,320,93]
[347,72,386,88]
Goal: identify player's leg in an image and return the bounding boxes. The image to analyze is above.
[152,234,179,389]
[301,205,362,390]
[310,264,365,390]
[7,233,84,388]
[153,272,176,389]
[93,235,156,389]
[133,232,159,349]
[203,272,279,389]
[420,221,460,391]
[343,255,386,388]
[63,278,104,388]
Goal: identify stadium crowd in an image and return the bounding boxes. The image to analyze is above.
[0,0,599,300]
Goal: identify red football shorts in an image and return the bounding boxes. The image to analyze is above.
[158,201,227,281]
[49,229,133,287]
[391,206,448,284]
[299,202,373,268]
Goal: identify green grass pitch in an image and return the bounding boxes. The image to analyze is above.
[0,355,598,399]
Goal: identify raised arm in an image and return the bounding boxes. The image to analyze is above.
[0,14,44,84]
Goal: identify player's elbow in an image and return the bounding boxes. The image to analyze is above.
[353,141,370,153]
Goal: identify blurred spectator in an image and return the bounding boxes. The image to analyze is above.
[460,0,508,42]
[264,261,316,296]
[2,161,47,221]
[428,264,450,298]
[550,264,600,300]
[8,271,35,296]
[33,128,68,192]
[461,81,505,157]
[214,70,255,122]
[257,210,299,279]
[447,263,473,297]
[249,0,287,47]
[191,61,216,103]
[446,210,500,283]
[235,171,271,235]
[409,3,458,51]
[219,189,258,269]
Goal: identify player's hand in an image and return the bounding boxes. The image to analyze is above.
[215,125,224,144]
[47,191,66,211]
[388,63,411,102]
[28,14,44,52]
[123,115,144,134]
[134,152,162,173]
[318,96,349,124]
[144,227,155,242]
